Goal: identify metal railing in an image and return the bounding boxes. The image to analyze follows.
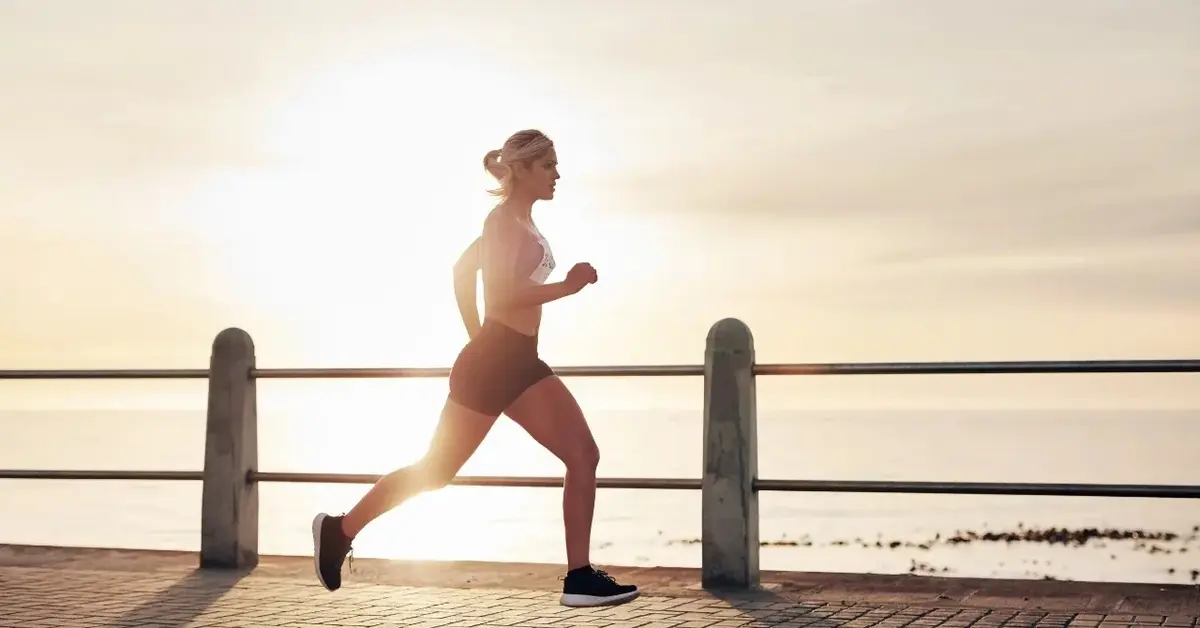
[4,358,1196,380]
[1,319,1197,588]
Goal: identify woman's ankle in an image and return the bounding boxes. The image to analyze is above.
[339,514,361,539]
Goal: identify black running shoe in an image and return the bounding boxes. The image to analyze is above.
[312,513,353,591]
[560,565,640,607]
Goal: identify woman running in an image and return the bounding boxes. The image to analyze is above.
[311,129,640,608]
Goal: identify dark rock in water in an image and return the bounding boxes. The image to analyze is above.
[943,526,1179,547]
[907,559,948,575]
[692,524,1194,554]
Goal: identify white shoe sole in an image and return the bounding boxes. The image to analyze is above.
[560,588,640,607]
[312,513,333,591]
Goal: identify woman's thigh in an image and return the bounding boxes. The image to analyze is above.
[503,375,599,468]
[419,398,499,480]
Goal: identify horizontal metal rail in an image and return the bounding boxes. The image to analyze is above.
[756,359,1200,376]
[753,479,1200,498]
[3,359,1198,381]
[0,470,203,481]
[241,475,1200,497]
[250,471,700,489]
[253,365,704,379]
[0,369,209,380]
[6,470,1194,500]
[3,359,1199,380]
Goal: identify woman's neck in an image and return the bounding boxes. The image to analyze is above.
[498,196,535,222]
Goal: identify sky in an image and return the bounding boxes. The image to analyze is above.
[2,0,1199,410]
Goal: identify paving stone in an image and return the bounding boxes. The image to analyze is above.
[2,565,1198,628]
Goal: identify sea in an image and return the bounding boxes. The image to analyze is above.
[2,379,1198,586]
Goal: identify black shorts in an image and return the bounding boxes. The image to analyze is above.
[447,318,554,416]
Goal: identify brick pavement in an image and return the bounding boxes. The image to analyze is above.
[3,564,1199,628]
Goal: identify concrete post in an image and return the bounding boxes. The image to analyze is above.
[702,318,759,589]
[200,327,259,569]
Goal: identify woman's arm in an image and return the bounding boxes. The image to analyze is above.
[453,237,482,339]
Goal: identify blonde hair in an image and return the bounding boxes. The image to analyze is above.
[482,129,554,198]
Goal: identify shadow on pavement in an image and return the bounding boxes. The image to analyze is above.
[707,585,849,628]
[106,568,247,628]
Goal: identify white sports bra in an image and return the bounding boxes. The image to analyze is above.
[526,224,556,285]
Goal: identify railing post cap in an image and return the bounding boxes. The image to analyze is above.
[707,318,753,346]
[212,327,255,353]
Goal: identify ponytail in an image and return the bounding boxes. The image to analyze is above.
[482,149,511,197]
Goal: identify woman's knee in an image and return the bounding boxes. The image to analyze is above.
[566,439,601,475]
[378,460,447,494]
[414,456,459,490]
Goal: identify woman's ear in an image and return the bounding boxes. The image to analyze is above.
[511,160,530,181]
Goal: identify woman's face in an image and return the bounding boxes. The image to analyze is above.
[515,146,560,201]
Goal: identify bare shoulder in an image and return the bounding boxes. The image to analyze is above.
[482,208,521,242]
[482,206,510,229]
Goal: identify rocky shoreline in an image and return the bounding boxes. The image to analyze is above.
[665,524,1200,580]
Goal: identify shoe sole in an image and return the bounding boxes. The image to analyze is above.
[311,513,334,591]
[560,589,640,607]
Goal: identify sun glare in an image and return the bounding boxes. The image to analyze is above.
[176,52,582,359]
[177,49,667,367]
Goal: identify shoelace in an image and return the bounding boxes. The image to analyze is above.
[558,566,621,587]
[338,514,355,575]
[592,568,618,585]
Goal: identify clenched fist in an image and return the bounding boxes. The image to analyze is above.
[564,262,598,294]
